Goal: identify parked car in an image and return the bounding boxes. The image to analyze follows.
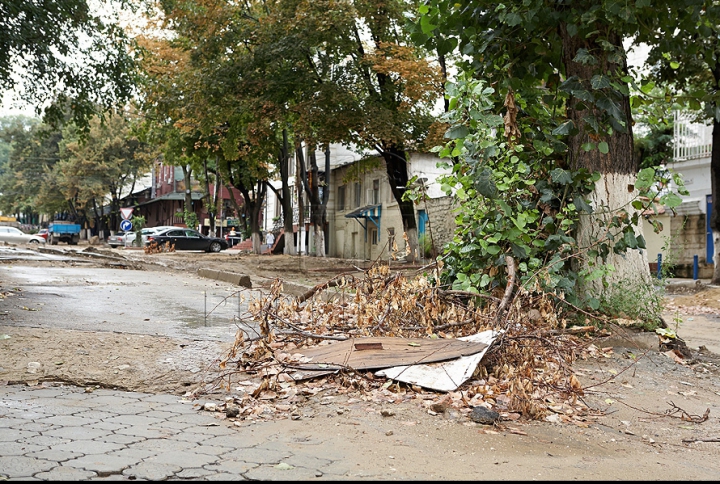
[0,226,47,245]
[107,232,129,248]
[140,226,176,245]
[146,228,228,252]
[37,228,49,241]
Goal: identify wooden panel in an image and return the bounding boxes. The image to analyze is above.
[294,337,489,370]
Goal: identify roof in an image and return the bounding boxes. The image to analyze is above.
[135,191,204,207]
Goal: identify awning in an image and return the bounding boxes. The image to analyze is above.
[344,204,381,232]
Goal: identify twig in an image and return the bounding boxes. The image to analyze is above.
[666,401,710,423]
[276,330,348,341]
[615,400,710,423]
[495,255,516,324]
[296,274,356,303]
[682,437,720,443]
[439,289,500,302]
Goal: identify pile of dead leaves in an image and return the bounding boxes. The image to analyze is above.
[198,262,597,424]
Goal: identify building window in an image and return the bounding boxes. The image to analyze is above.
[338,185,346,211]
[354,182,362,208]
[370,228,378,245]
[372,179,379,205]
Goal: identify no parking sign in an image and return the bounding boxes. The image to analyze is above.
[120,219,132,232]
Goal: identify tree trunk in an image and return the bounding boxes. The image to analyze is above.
[561,26,651,297]
[323,146,330,255]
[281,129,296,255]
[296,153,305,255]
[710,114,720,283]
[297,144,328,257]
[182,164,193,215]
[381,145,418,262]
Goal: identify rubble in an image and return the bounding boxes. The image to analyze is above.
[193,260,598,425]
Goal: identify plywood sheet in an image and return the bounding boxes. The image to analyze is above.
[376,330,501,392]
[294,337,488,370]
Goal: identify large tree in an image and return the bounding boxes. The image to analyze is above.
[639,1,720,283]
[48,109,155,233]
[0,115,58,222]
[1,0,138,129]
[414,0,699,309]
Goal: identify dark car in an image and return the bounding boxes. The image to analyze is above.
[146,228,228,252]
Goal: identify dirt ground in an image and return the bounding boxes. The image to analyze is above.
[3,246,720,478]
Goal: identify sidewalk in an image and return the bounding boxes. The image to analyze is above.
[0,384,371,480]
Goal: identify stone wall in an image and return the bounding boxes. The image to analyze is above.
[422,196,457,253]
[669,213,707,264]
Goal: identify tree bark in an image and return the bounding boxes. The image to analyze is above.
[281,129,296,255]
[710,114,720,282]
[297,143,328,257]
[380,145,418,262]
[560,26,651,296]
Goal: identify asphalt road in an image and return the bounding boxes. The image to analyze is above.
[0,248,257,343]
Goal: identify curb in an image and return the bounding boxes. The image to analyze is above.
[197,268,252,288]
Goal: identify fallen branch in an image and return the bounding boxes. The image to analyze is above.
[666,401,710,423]
[682,437,720,443]
[495,255,516,324]
[550,325,597,335]
[615,400,710,423]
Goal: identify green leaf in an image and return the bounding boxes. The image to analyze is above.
[598,141,609,154]
[661,192,682,208]
[420,15,437,34]
[475,168,498,198]
[623,230,638,249]
[445,125,470,139]
[552,120,575,136]
[460,243,480,254]
[582,142,595,151]
[590,74,611,89]
[573,48,597,65]
[550,168,573,185]
[574,197,593,213]
[485,244,501,255]
[669,61,680,69]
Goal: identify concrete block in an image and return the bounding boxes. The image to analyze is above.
[197,269,251,288]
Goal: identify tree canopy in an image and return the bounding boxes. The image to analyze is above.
[415,0,692,321]
[0,0,138,129]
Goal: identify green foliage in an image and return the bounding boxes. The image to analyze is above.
[415,0,699,320]
[417,233,434,259]
[434,76,687,313]
[183,210,199,230]
[434,76,595,300]
[597,278,666,331]
[0,0,138,131]
[131,215,146,247]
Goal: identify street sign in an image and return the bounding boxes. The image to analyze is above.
[120,219,133,232]
[120,207,134,220]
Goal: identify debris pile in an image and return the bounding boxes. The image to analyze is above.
[198,261,595,424]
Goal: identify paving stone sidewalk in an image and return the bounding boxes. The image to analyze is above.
[0,384,372,481]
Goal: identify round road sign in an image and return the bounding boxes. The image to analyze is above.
[120,219,132,232]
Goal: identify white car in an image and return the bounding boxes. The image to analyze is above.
[108,226,177,248]
[107,232,130,248]
[0,226,47,245]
